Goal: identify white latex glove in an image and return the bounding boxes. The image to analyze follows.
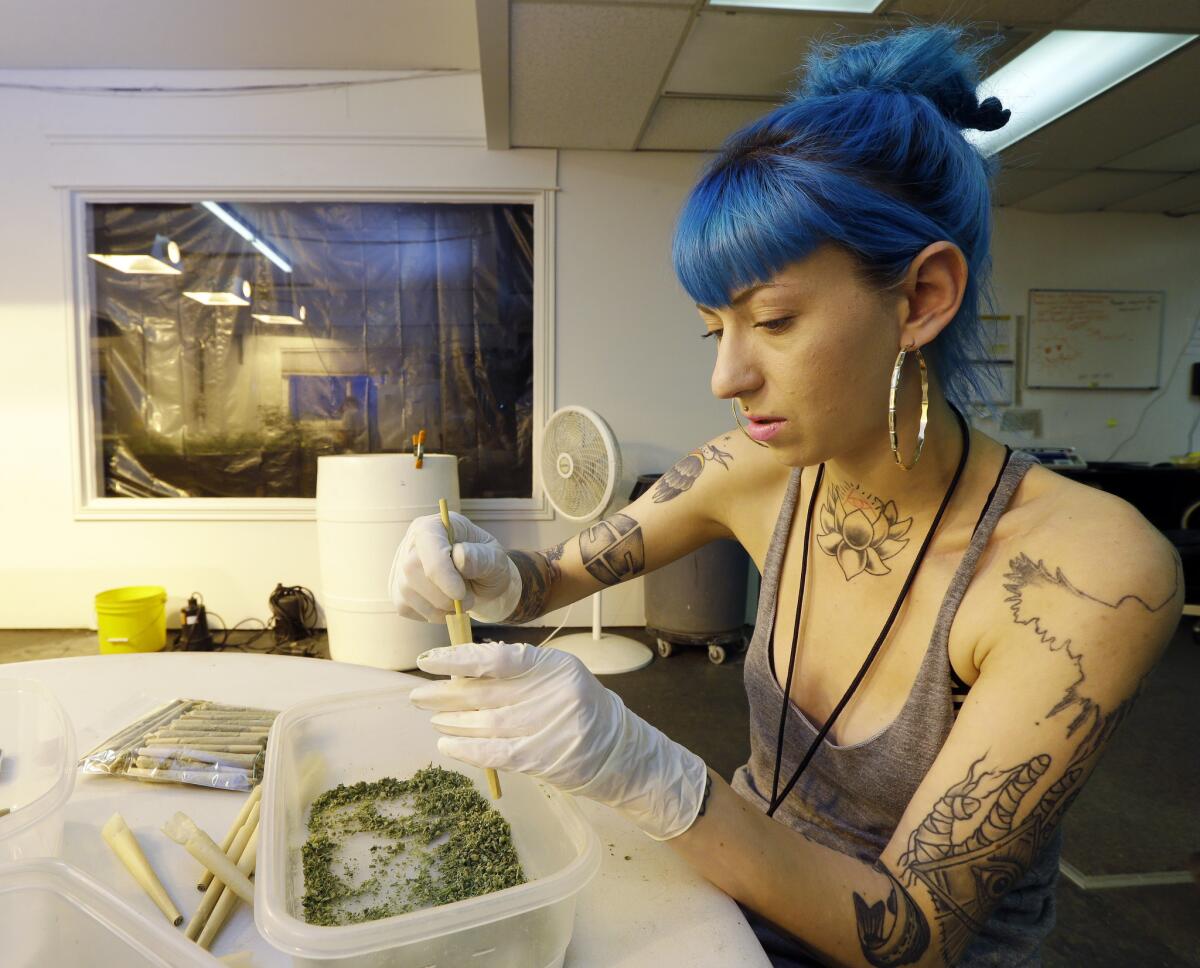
[387,512,522,624]
[409,642,710,841]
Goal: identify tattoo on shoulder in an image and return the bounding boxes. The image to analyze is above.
[579,513,645,586]
[1003,551,1178,738]
[816,481,912,582]
[853,861,931,967]
[652,444,732,503]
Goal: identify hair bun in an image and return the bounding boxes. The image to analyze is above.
[796,25,1010,134]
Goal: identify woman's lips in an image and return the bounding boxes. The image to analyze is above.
[746,417,786,442]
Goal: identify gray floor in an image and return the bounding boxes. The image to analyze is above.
[2,622,1197,965]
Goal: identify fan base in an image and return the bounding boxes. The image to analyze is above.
[545,632,654,675]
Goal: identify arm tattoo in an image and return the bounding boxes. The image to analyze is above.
[1003,551,1179,738]
[544,541,566,582]
[816,480,912,582]
[651,444,732,503]
[856,551,1176,966]
[506,550,553,624]
[853,861,931,967]
[579,513,645,586]
[890,698,1135,965]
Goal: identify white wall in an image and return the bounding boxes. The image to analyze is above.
[984,208,1200,461]
[0,70,726,630]
[1,70,1196,630]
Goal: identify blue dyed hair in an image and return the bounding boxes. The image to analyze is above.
[672,23,1011,410]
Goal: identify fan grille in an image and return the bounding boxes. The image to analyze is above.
[541,409,614,519]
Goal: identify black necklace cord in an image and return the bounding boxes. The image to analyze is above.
[768,461,826,808]
[766,404,971,818]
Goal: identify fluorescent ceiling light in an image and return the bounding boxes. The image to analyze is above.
[184,277,253,307]
[968,31,1196,155]
[251,298,307,326]
[201,201,292,273]
[708,0,884,10]
[88,233,181,275]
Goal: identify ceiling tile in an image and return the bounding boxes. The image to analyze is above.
[510,2,693,149]
[666,10,1025,98]
[997,41,1200,170]
[880,0,1082,27]
[1106,122,1200,172]
[639,95,779,150]
[1013,170,1182,213]
[1063,0,1200,32]
[992,167,1078,206]
[1104,172,1200,213]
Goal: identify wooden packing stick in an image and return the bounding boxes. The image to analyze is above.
[101,812,183,926]
[197,825,260,951]
[161,812,255,904]
[199,784,263,891]
[187,801,260,939]
[438,497,502,800]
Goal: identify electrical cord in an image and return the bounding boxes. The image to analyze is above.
[193,584,322,657]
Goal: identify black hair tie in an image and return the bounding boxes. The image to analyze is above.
[958,95,1010,132]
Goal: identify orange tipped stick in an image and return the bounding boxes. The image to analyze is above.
[437,498,502,800]
[414,429,427,469]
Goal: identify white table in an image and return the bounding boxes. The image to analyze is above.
[4,653,770,967]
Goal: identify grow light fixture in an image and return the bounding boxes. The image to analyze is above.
[251,296,307,326]
[967,30,1196,155]
[183,277,253,307]
[88,233,182,275]
[201,201,293,273]
[708,0,884,10]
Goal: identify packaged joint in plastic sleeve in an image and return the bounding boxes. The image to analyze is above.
[79,699,277,791]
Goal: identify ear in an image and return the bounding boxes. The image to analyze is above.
[897,242,968,349]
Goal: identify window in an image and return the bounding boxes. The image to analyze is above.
[80,198,538,510]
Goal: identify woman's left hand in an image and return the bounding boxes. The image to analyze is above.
[410,642,709,841]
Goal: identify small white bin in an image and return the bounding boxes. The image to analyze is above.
[0,859,221,966]
[0,678,75,862]
[257,686,601,968]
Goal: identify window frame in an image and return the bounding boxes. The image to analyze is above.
[64,187,556,521]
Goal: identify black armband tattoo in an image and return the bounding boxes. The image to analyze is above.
[697,773,713,819]
[506,550,554,625]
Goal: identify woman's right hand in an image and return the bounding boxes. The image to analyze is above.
[387,511,522,624]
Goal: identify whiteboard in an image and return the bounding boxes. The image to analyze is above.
[1025,289,1163,389]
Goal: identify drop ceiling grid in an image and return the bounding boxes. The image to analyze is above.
[1014,169,1183,212]
[1105,171,1200,213]
[510,1,694,149]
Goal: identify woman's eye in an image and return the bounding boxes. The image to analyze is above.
[701,330,723,341]
[755,317,793,332]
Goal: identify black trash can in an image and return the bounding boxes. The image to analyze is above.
[631,474,751,664]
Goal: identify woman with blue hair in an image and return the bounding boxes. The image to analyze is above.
[391,23,1181,967]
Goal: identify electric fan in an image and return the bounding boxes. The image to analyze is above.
[538,405,653,674]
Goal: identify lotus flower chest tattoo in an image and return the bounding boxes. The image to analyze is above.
[816,483,913,580]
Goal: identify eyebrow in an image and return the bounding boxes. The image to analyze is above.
[696,283,785,312]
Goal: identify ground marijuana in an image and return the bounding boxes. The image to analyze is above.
[301,765,526,926]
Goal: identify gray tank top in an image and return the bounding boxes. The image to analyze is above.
[731,449,1062,967]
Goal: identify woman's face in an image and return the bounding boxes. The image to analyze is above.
[698,243,902,468]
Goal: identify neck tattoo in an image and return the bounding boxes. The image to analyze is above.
[815,481,914,581]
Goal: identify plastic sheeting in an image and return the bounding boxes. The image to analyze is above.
[87,201,534,498]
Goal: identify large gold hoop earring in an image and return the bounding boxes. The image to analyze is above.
[888,343,928,470]
[733,398,769,447]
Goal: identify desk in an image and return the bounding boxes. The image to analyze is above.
[5,653,769,967]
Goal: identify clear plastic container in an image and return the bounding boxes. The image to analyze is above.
[0,858,221,966]
[257,686,601,968]
[0,678,75,862]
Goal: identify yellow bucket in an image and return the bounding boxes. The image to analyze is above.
[95,586,168,654]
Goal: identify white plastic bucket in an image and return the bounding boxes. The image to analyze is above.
[317,454,459,670]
